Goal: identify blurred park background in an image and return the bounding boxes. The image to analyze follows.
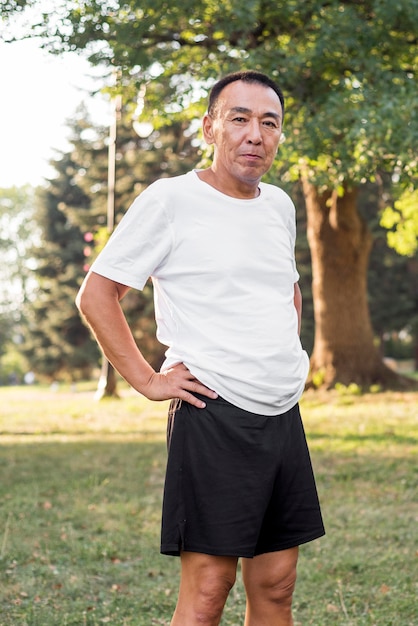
[0,0,417,624]
[0,0,417,392]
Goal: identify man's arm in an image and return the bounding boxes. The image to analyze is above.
[293,282,302,336]
[76,272,217,408]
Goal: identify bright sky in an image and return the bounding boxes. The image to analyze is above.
[0,38,110,188]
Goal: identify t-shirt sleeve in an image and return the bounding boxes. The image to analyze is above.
[90,187,173,291]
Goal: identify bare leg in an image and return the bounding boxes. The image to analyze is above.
[241,547,299,626]
[171,551,238,626]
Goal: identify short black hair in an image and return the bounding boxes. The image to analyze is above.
[208,70,285,120]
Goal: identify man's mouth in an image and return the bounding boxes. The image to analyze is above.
[241,153,262,161]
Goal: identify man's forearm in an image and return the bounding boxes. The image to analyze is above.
[76,272,220,407]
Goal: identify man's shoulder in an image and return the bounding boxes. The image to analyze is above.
[147,171,194,194]
[260,181,294,206]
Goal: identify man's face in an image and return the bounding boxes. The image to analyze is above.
[203,80,283,196]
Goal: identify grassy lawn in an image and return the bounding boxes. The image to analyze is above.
[0,384,417,625]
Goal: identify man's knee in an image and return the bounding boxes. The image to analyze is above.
[242,547,298,608]
[194,570,236,621]
[263,565,297,607]
[175,553,237,624]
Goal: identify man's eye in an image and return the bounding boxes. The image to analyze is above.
[263,120,279,129]
[232,117,248,123]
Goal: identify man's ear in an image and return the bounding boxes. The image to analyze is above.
[202,113,215,145]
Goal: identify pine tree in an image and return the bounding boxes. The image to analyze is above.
[22,149,100,381]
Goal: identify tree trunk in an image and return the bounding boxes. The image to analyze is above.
[302,177,403,389]
[95,358,120,400]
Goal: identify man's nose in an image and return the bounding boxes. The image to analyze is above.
[246,118,262,144]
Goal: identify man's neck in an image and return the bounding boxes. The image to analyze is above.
[197,168,260,199]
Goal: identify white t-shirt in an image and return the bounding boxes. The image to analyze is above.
[91,170,309,415]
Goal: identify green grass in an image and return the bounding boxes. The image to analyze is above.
[0,384,417,625]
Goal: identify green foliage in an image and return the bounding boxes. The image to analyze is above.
[0,186,36,368]
[22,146,100,381]
[380,189,418,257]
[361,181,418,344]
[0,387,417,624]
[334,382,363,396]
[0,186,36,306]
[3,0,416,190]
[311,367,326,389]
[0,346,28,385]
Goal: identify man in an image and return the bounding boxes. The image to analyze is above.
[76,70,325,626]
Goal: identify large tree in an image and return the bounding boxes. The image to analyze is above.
[4,0,417,387]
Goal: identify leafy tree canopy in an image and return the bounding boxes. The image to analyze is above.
[3,0,417,193]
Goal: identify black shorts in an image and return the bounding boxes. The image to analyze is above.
[160,395,325,558]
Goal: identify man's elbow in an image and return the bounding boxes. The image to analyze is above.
[75,276,95,319]
[76,273,125,319]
